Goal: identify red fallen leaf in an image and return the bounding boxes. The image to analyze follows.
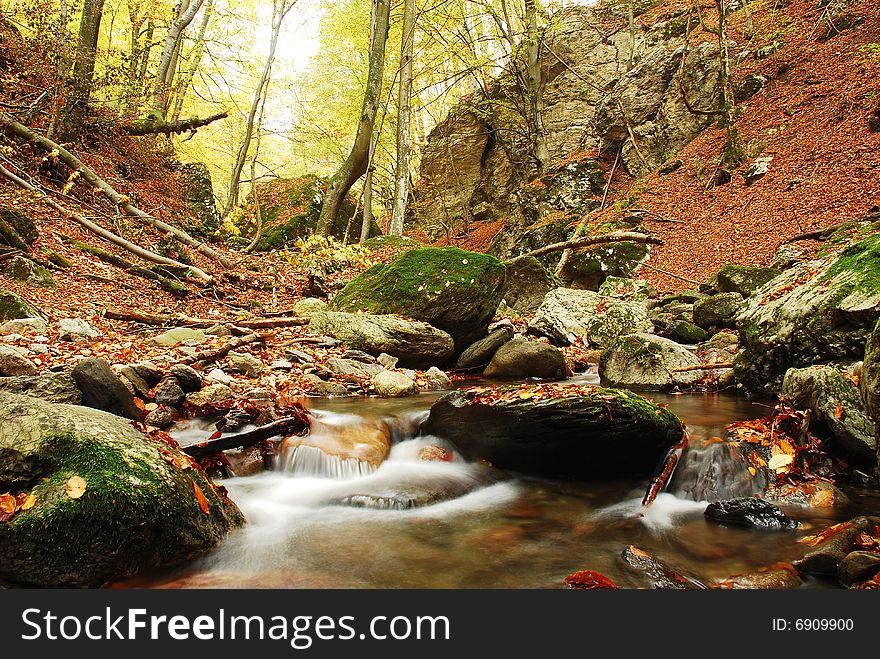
[0,494,16,514]
[207,431,222,441]
[834,402,844,421]
[193,481,210,515]
[799,520,854,547]
[564,570,619,590]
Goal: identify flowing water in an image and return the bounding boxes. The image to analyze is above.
[118,380,880,589]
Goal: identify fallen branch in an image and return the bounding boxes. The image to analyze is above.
[180,333,267,366]
[0,113,234,269]
[671,362,734,373]
[508,232,662,262]
[0,163,212,283]
[642,437,688,508]
[183,414,308,460]
[61,236,188,296]
[123,111,228,136]
[104,307,309,329]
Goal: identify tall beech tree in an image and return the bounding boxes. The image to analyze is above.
[61,0,107,137]
[317,0,392,236]
[149,0,207,119]
[389,0,417,236]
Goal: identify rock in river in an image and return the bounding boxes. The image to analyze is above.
[483,338,568,379]
[0,392,243,587]
[599,333,703,390]
[422,384,684,480]
[704,497,798,530]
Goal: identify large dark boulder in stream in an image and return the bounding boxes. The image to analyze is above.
[422,384,684,480]
[330,247,507,351]
[704,497,798,530]
[0,392,243,587]
[736,233,880,392]
[483,338,568,379]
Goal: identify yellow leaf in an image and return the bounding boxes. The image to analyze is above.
[20,494,36,511]
[748,466,757,477]
[65,475,87,499]
[768,454,794,472]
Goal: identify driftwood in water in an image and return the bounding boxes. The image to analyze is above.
[183,414,308,460]
[641,437,688,507]
[506,232,663,263]
[104,307,309,329]
[180,333,266,366]
[123,111,228,136]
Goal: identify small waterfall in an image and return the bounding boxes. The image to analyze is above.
[282,444,377,480]
[669,439,767,502]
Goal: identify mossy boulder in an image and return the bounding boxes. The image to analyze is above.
[330,247,507,351]
[422,385,685,480]
[0,392,243,587]
[598,276,656,301]
[3,256,55,289]
[561,240,651,291]
[0,290,44,322]
[714,264,781,297]
[693,292,743,329]
[0,208,37,250]
[362,235,423,251]
[736,234,880,392]
[244,176,380,250]
[500,256,557,314]
[599,332,704,390]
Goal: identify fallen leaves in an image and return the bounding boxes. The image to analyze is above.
[564,570,619,590]
[65,475,87,499]
[466,382,600,406]
[192,480,210,515]
[0,491,38,522]
[799,521,854,547]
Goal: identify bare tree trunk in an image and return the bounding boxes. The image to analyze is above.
[317,0,391,236]
[47,0,73,139]
[222,0,295,218]
[149,0,206,119]
[525,0,547,171]
[61,0,107,137]
[389,0,416,236]
[716,0,744,167]
[170,0,214,124]
[244,75,270,253]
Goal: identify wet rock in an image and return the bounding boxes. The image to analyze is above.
[418,445,454,462]
[0,345,36,376]
[782,365,875,462]
[327,357,383,378]
[170,363,202,392]
[372,370,419,397]
[0,291,43,323]
[456,326,514,370]
[693,292,743,329]
[293,297,328,318]
[529,288,652,347]
[303,375,348,397]
[377,353,398,369]
[670,439,767,502]
[424,367,452,390]
[838,551,880,587]
[714,264,781,297]
[0,317,47,334]
[331,467,493,509]
[154,379,185,406]
[717,568,802,589]
[341,349,377,364]
[423,385,684,480]
[620,545,706,590]
[58,318,100,342]
[144,406,174,429]
[310,311,454,369]
[794,516,880,577]
[764,480,844,509]
[228,351,265,377]
[71,358,141,420]
[0,391,243,587]
[599,333,703,390]
[3,255,55,289]
[499,256,555,314]
[484,338,568,379]
[226,445,266,478]
[283,416,391,467]
[0,372,81,404]
[736,234,880,392]
[149,327,206,347]
[330,247,507,351]
[704,497,798,530]
[186,383,234,408]
[860,317,880,473]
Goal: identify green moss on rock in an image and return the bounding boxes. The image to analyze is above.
[0,290,44,322]
[331,247,507,350]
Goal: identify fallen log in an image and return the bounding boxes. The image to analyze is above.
[0,163,212,283]
[183,414,308,460]
[0,112,234,269]
[123,111,228,136]
[671,362,734,373]
[62,237,188,296]
[104,308,309,329]
[642,437,688,508]
[180,332,267,366]
[507,232,663,263]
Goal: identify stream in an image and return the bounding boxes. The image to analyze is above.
[118,377,880,589]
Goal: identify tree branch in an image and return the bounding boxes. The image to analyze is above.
[507,232,662,262]
[123,111,228,136]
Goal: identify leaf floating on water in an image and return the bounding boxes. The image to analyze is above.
[193,481,210,515]
[65,475,87,499]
